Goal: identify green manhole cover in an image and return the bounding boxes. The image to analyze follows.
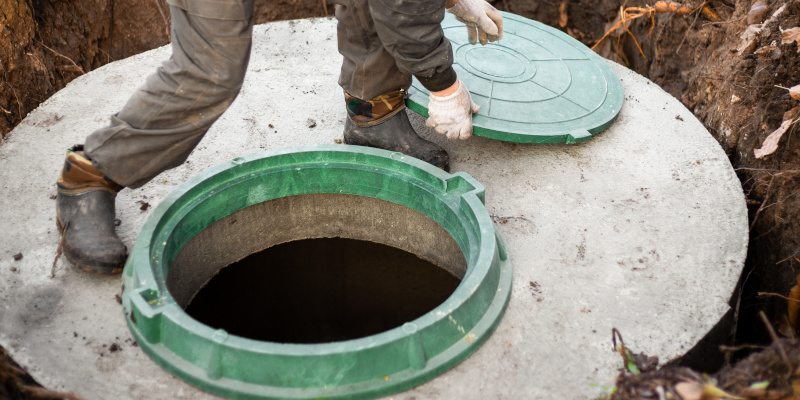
[122,145,512,400]
[407,12,624,144]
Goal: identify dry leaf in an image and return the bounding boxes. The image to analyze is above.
[785,106,800,121]
[674,381,704,400]
[731,94,741,103]
[558,1,568,28]
[789,272,800,331]
[747,0,769,24]
[754,45,781,60]
[779,314,795,337]
[783,27,800,50]
[703,384,745,399]
[737,25,762,54]
[754,119,793,159]
[790,84,800,101]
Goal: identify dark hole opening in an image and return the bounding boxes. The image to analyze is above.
[185,238,461,344]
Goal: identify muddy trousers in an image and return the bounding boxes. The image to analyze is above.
[84,1,255,189]
[334,0,454,101]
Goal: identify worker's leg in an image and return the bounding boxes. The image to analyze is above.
[56,0,254,274]
[334,0,449,171]
[85,1,255,188]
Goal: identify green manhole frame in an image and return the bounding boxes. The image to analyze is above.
[121,145,513,400]
[407,12,624,144]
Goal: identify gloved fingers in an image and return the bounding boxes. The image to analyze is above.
[447,127,458,140]
[425,117,437,128]
[447,125,460,140]
[478,26,489,45]
[485,4,504,40]
[434,123,451,137]
[466,24,478,45]
[471,101,481,114]
[476,13,499,37]
[459,125,472,140]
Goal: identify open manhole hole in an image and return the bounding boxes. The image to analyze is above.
[184,237,462,344]
[122,145,512,399]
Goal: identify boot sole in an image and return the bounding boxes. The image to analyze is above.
[56,217,124,275]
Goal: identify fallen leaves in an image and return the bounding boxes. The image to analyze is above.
[783,27,800,51]
[558,1,568,28]
[737,24,762,54]
[746,0,768,24]
[790,85,800,101]
[754,45,781,60]
[788,272,800,332]
[754,119,793,159]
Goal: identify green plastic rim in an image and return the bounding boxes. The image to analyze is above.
[407,12,624,144]
[122,145,513,400]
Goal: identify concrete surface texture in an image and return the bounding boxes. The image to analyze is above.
[0,17,747,400]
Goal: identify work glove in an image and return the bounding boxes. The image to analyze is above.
[446,0,504,45]
[426,80,480,140]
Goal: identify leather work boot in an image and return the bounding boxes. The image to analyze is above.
[56,145,127,274]
[344,110,450,172]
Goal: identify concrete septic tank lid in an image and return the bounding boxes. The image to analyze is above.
[0,17,748,400]
[122,145,513,400]
[407,12,624,144]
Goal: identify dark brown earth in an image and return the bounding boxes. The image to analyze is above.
[2,0,800,398]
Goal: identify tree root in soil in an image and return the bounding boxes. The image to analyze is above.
[592,1,721,59]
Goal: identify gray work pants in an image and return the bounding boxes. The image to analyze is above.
[334,0,452,100]
[84,0,451,189]
[85,1,254,189]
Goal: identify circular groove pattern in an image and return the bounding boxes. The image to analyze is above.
[407,12,624,144]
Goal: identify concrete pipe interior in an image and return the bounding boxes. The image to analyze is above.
[121,146,512,400]
[170,193,466,344]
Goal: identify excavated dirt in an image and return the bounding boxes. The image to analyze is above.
[2,0,800,397]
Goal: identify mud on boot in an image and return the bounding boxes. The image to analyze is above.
[56,145,126,274]
[343,110,450,172]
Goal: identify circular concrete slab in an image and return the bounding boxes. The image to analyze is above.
[407,12,624,144]
[0,17,746,400]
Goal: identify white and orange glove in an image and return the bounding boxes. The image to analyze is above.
[446,0,504,45]
[426,79,480,140]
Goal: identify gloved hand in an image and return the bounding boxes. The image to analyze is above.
[426,79,480,140]
[446,0,503,45]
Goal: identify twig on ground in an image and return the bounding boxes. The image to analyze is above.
[592,1,719,57]
[718,344,768,352]
[321,0,328,15]
[750,175,776,231]
[56,65,83,73]
[776,254,800,265]
[35,40,84,73]
[152,0,171,40]
[758,291,800,303]
[734,168,800,174]
[702,14,744,26]
[758,310,793,377]
[0,105,10,114]
[612,328,630,372]
[11,87,23,115]
[676,4,703,54]
[51,221,69,278]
